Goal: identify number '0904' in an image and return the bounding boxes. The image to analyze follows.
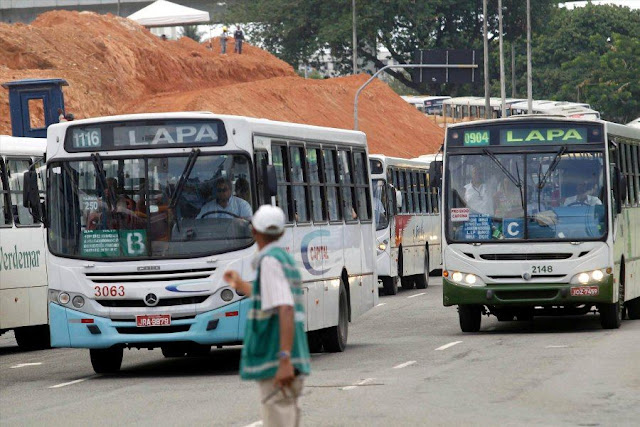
[94,286,125,297]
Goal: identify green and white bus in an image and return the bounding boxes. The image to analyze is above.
[442,116,640,331]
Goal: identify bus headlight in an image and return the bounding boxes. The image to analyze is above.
[58,292,70,305]
[572,269,608,285]
[578,273,590,284]
[72,295,85,308]
[591,270,604,281]
[377,240,388,252]
[220,288,234,302]
[452,271,463,282]
[447,271,485,287]
[465,274,477,285]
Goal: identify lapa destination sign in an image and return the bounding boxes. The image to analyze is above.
[500,127,587,145]
[67,119,227,151]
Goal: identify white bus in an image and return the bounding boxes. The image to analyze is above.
[443,97,524,121]
[369,154,442,295]
[401,96,451,115]
[25,113,377,373]
[442,116,640,331]
[510,100,600,120]
[0,136,49,349]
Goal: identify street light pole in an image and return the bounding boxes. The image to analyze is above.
[353,63,478,130]
[352,0,358,74]
[527,0,533,113]
[483,0,490,119]
[498,0,506,117]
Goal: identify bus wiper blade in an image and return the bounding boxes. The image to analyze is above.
[169,149,201,209]
[538,146,567,190]
[482,149,522,189]
[91,153,114,211]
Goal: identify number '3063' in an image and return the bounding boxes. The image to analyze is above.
[94,286,125,297]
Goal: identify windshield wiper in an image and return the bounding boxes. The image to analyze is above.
[534,146,567,212]
[169,149,201,210]
[482,148,524,207]
[91,153,114,212]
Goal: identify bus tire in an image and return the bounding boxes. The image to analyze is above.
[626,297,640,320]
[600,265,624,329]
[90,347,123,374]
[459,305,482,332]
[381,276,398,295]
[14,325,51,350]
[401,277,415,290]
[161,345,186,358]
[306,330,323,353]
[322,283,348,352]
[415,253,429,289]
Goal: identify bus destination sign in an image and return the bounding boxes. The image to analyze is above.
[500,127,587,145]
[67,119,227,151]
[449,123,602,147]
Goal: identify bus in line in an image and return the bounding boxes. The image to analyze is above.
[401,96,451,115]
[24,113,377,373]
[0,136,49,349]
[441,116,640,331]
[370,154,442,295]
[510,100,600,120]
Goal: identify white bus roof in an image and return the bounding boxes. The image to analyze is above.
[369,154,434,169]
[401,95,451,104]
[627,117,640,128]
[443,97,524,109]
[0,135,46,156]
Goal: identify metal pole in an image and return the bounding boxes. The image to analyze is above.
[117,0,121,17]
[498,0,506,117]
[527,0,533,113]
[483,0,490,119]
[352,0,358,74]
[353,64,478,130]
[511,43,516,98]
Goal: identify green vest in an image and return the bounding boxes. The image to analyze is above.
[240,246,311,380]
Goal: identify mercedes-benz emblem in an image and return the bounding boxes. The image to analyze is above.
[144,293,159,306]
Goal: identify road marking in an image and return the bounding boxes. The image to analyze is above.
[407,292,426,299]
[435,341,462,351]
[546,345,569,348]
[49,376,94,389]
[393,360,416,369]
[341,378,374,391]
[375,303,386,307]
[243,421,263,427]
[10,362,42,369]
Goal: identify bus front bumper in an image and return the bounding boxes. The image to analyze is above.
[49,299,249,349]
[442,276,614,307]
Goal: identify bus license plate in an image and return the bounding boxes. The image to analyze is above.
[570,286,599,297]
[136,314,171,327]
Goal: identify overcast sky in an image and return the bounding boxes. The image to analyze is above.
[560,0,640,9]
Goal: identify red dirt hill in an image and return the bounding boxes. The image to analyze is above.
[0,11,442,157]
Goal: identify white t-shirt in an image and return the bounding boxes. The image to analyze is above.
[259,256,294,311]
[196,196,252,219]
[464,182,494,215]
[563,195,602,206]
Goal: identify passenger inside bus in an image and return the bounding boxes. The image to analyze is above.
[463,166,494,215]
[563,182,602,206]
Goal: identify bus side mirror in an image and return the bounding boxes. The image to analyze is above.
[264,165,278,198]
[22,169,44,222]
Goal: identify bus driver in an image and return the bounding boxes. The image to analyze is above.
[196,177,252,219]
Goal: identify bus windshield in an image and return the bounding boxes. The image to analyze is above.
[372,179,389,230]
[446,151,606,242]
[48,153,254,259]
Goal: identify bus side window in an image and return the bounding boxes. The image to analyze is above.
[411,170,419,213]
[353,150,371,221]
[338,149,357,221]
[0,158,12,226]
[272,144,294,223]
[289,145,309,223]
[306,147,326,222]
[322,148,341,221]
[254,150,269,206]
[6,158,38,226]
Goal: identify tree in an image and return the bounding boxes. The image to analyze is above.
[180,25,204,42]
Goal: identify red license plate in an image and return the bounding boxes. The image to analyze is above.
[570,286,599,297]
[136,314,171,327]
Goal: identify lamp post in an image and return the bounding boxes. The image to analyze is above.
[352,0,358,74]
[353,63,478,130]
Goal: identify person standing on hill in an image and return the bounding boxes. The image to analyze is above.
[223,205,311,427]
[220,26,228,54]
[234,26,245,54]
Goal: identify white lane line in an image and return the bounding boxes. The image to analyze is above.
[49,376,94,389]
[435,341,463,351]
[341,378,374,391]
[375,303,387,307]
[10,362,42,369]
[546,345,569,348]
[407,292,426,299]
[393,360,416,369]
[243,421,263,427]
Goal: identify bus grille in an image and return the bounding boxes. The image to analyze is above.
[488,275,565,280]
[85,267,216,283]
[116,325,191,334]
[495,290,558,300]
[480,253,572,261]
[96,295,209,307]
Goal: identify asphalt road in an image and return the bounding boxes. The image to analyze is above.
[1,277,639,426]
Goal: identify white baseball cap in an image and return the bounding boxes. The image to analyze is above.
[251,205,286,235]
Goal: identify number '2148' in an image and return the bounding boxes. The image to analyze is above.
[532,265,553,273]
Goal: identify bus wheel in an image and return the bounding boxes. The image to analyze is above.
[306,331,323,353]
[415,254,429,289]
[626,297,640,320]
[90,347,123,374]
[322,283,348,352]
[458,305,482,332]
[401,276,415,290]
[14,325,51,350]
[600,269,624,329]
[382,276,398,295]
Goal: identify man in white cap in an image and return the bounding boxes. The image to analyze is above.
[224,205,310,427]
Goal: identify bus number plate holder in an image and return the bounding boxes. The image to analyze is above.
[136,314,171,327]
[570,286,599,297]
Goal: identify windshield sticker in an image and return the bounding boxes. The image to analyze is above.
[81,229,147,257]
[502,218,524,239]
[462,214,492,240]
[450,208,470,222]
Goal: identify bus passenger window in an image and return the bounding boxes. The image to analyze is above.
[272,145,293,223]
[290,146,309,222]
[353,151,371,220]
[0,159,11,226]
[7,159,38,226]
[338,150,357,220]
[307,148,326,222]
[322,149,341,221]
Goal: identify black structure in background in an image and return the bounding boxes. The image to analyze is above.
[412,49,481,85]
